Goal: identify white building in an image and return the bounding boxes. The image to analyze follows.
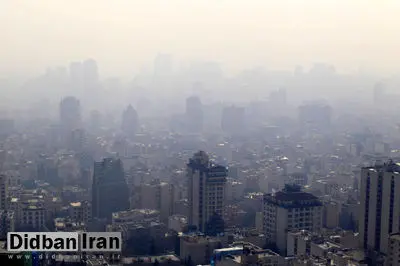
[287,230,314,257]
[263,185,323,255]
[359,161,400,254]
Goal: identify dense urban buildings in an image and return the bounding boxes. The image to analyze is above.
[185,96,203,133]
[2,58,400,265]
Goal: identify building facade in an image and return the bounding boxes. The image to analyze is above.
[187,151,227,234]
[0,175,7,210]
[359,161,400,254]
[92,158,129,220]
[263,185,323,254]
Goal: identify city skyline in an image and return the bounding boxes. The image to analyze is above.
[1,1,400,77]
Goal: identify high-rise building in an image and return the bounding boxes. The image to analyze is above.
[0,175,8,210]
[263,184,323,254]
[59,96,81,131]
[121,105,139,137]
[83,59,99,86]
[221,105,245,135]
[359,160,400,254]
[92,158,129,220]
[185,96,203,133]
[187,151,227,234]
[68,128,86,151]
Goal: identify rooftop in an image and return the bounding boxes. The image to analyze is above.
[264,186,322,208]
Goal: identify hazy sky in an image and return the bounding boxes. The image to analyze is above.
[1,0,400,76]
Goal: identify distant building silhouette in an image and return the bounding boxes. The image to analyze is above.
[298,103,331,129]
[221,105,245,135]
[269,87,287,105]
[59,96,81,131]
[92,158,129,220]
[83,59,99,86]
[185,96,203,133]
[121,105,139,137]
[187,151,227,234]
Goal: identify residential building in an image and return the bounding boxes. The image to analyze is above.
[69,201,91,224]
[359,161,400,254]
[187,151,227,234]
[263,184,323,254]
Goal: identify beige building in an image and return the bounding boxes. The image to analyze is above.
[287,230,314,257]
[263,185,323,255]
[187,151,227,233]
[359,161,400,254]
[69,201,91,224]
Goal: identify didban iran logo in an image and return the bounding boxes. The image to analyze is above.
[7,232,122,252]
